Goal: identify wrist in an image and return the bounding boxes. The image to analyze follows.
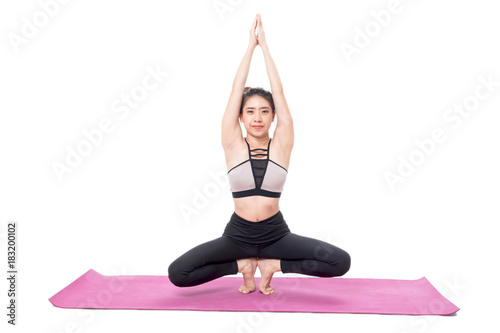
[259,43,269,52]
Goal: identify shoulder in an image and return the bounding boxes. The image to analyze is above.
[222,135,246,152]
[223,135,247,163]
[271,134,293,155]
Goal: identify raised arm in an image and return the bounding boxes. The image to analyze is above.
[256,14,294,150]
[221,16,259,150]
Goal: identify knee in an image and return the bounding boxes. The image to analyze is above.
[168,260,189,287]
[323,248,351,277]
[316,242,351,277]
[336,250,351,276]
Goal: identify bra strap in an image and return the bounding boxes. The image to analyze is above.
[245,137,251,159]
[245,137,271,159]
[267,138,271,161]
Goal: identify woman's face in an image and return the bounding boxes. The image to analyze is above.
[240,95,275,137]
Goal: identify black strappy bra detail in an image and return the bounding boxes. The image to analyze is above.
[247,137,271,189]
[227,137,288,198]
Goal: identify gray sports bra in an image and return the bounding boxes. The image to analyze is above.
[227,137,288,198]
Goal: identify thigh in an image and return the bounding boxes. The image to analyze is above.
[259,232,347,262]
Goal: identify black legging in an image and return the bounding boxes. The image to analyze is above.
[168,210,351,287]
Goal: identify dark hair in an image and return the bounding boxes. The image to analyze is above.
[240,87,276,115]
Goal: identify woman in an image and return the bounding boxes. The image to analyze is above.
[168,14,350,295]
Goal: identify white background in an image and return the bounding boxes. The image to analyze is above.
[1,0,499,332]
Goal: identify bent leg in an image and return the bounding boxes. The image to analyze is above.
[258,233,351,277]
[168,236,255,287]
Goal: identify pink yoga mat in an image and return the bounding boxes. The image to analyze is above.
[49,269,459,315]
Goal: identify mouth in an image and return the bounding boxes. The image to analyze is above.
[252,125,264,129]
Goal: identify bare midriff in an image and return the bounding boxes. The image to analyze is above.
[233,196,280,222]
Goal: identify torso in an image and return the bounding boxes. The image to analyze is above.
[224,136,291,222]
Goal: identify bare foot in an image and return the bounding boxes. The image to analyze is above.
[257,258,281,295]
[237,258,257,294]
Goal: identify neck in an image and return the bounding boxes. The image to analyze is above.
[246,134,270,148]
